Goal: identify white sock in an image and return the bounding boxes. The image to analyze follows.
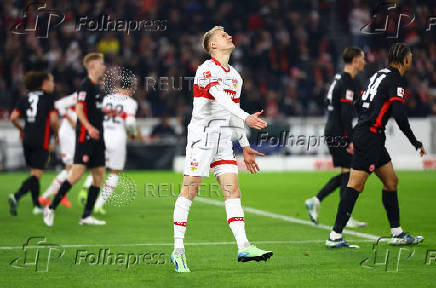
[329,230,342,240]
[391,227,403,236]
[95,173,119,209]
[313,196,320,205]
[225,198,250,251]
[173,196,192,253]
[42,170,68,198]
[83,175,93,188]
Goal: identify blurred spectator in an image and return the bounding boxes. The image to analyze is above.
[0,0,435,117]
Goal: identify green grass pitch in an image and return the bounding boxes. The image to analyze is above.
[1,170,435,287]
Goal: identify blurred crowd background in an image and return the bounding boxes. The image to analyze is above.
[1,0,435,125]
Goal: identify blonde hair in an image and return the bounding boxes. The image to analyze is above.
[202,26,224,54]
[82,53,104,70]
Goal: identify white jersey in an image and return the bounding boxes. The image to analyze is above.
[56,93,77,138]
[102,94,137,170]
[55,93,77,165]
[190,58,245,135]
[102,94,138,138]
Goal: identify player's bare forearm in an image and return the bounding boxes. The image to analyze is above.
[76,102,92,129]
[10,111,23,131]
[65,114,76,129]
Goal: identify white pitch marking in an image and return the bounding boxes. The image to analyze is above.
[0,239,374,250]
[195,197,380,240]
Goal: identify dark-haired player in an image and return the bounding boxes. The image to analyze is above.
[305,47,366,228]
[44,53,107,226]
[326,43,426,248]
[9,71,59,216]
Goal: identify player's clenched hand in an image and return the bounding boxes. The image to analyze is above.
[86,124,100,140]
[243,146,264,174]
[245,110,267,130]
[418,144,426,157]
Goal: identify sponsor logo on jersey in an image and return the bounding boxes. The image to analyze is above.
[78,91,86,101]
[345,90,354,101]
[203,71,211,78]
[232,79,238,89]
[190,158,199,171]
[397,87,405,98]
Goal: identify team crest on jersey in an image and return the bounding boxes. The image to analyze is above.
[203,71,211,79]
[82,155,89,163]
[190,158,199,171]
[397,87,405,98]
[232,79,238,89]
[345,90,354,101]
[78,91,86,101]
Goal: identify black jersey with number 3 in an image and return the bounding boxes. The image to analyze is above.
[356,66,406,132]
[13,90,56,149]
[76,77,104,143]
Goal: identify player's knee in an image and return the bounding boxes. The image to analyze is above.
[386,175,399,191]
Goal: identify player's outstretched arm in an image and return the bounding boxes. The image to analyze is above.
[391,100,425,157]
[76,102,99,139]
[209,86,267,130]
[243,146,264,174]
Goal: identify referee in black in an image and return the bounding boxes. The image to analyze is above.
[44,53,107,226]
[305,47,366,227]
[326,43,426,248]
[9,71,59,216]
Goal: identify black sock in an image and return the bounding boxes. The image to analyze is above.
[339,172,350,200]
[333,187,360,233]
[82,186,100,219]
[14,176,34,201]
[28,176,41,208]
[316,174,341,202]
[382,190,400,228]
[49,181,72,210]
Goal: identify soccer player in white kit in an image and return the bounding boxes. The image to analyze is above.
[39,93,76,208]
[91,77,138,214]
[170,26,272,273]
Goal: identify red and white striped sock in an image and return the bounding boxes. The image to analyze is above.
[42,169,68,198]
[225,198,250,251]
[173,196,192,253]
[95,173,119,209]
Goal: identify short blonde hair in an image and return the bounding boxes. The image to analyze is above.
[82,53,104,70]
[202,26,224,54]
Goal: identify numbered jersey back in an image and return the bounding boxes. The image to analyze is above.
[102,94,137,132]
[357,67,406,131]
[14,90,55,148]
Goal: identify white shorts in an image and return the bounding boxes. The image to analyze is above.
[59,130,75,166]
[105,131,126,170]
[183,129,238,177]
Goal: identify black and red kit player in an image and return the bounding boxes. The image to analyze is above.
[305,47,367,228]
[44,53,107,226]
[9,71,59,216]
[326,43,426,248]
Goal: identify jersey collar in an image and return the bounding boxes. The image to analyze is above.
[211,57,230,72]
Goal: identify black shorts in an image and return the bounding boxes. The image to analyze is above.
[23,144,49,170]
[325,134,351,168]
[73,139,105,168]
[328,146,352,168]
[351,126,391,174]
